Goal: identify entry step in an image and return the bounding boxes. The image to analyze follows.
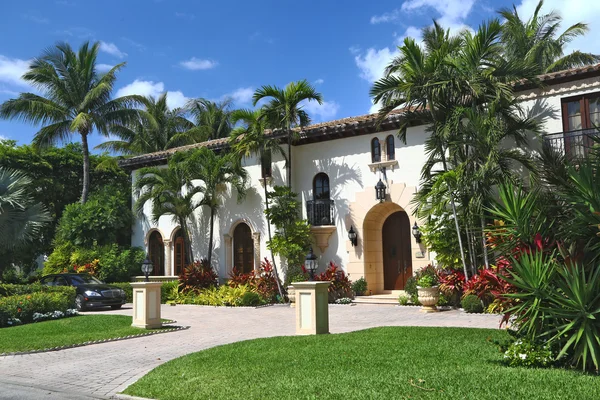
[353,292,405,305]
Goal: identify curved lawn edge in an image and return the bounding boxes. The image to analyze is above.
[123,326,599,400]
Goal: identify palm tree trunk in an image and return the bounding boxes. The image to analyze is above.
[80,132,90,204]
[208,207,215,267]
[179,217,192,266]
[481,216,490,269]
[263,180,284,300]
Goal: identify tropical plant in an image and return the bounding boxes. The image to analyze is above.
[0,41,142,203]
[461,295,484,314]
[0,168,50,251]
[178,259,218,293]
[96,93,196,155]
[351,277,368,296]
[253,80,322,188]
[181,147,248,266]
[186,98,233,141]
[499,0,600,73]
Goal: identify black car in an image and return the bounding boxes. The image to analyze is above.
[40,273,127,311]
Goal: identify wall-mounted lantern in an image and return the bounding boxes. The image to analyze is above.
[348,225,358,247]
[375,179,386,203]
[412,222,422,243]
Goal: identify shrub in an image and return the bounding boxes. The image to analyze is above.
[179,259,218,293]
[404,276,419,304]
[228,259,280,304]
[352,277,368,296]
[502,338,555,368]
[417,274,436,288]
[462,294,483,313]
[398,295,410,305]
[335,297,353,305]
[0,291,72,325]
[110,282,134,303]
[463,261,514,312]
[161,281,179,304]
[314,262,353,302]
[193,285,259,307]
[415,264,439,287]
[0,283,76,304]
[239,291,262,307]
[438,269,465,301]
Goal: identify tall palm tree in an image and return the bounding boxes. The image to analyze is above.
[96,93,197,155]
[0,41,142,203]
[0,168,51,250]
[186,98,234,142]
[253,80,322,188]
[230,108,287,295]
[134,152,204,265]
[182,147,248,267]
[499,0,600,73]
[371,20,537,279]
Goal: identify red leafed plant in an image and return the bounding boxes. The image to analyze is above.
[179,259,218,293]
[228,267,254,288]
[437,269,465,297]
[314,261,353,302]
[463,261,515,313]
[228,258,279,303]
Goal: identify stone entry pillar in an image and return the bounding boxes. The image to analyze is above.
[130,282,162,329]
[293,281,331,335]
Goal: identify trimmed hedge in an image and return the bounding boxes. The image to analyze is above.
[0,292,72,325]
[110,281,179,304]
[0,283,76,302]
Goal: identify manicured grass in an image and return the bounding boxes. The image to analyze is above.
[0,315,165,353]
[124,327,599,400]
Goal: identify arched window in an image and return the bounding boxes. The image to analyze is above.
[233,223,254,274]
[173,229,186,276]
[313,173,330,200]
[148,231,165,276]
[386,135,395,160]
[261,150,272,178]
[371,138,381,163]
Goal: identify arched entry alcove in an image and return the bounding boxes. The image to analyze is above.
[362,202,411,292]
[233,222,254,274]
[147,230,165,276]
[172,228,187,276]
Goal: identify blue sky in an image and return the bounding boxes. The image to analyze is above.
[1,0,598,149]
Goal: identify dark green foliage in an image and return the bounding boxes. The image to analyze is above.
[161,281,179,304]
[109,282,134,303]
[462,294,484,313]
[54,187,132,248]
[239,291,261,307]
[179,259,218,293]
[0,283,75,303]
[404,276,419,304]
[0,292,72,325]
[351,277,368,296]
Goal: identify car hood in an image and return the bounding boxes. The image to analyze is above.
[77,284,118,292]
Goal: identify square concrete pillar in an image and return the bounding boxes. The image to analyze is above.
[130,282,162,329]
[293,281,331,335]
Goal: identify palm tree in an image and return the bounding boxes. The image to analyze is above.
[186,98,234,142]
[0,168,50,250]
[499,0,600,73]
[230,108,287,296]
[252,80,322,188]
[134,152,204,265]
[0,41,142,203]
[96,93,197,155]
[182,147,248,267]
[371,20,537,279]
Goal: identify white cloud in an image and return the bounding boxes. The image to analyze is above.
[116,80,189,110]
[99,41,127,58]
[97,63,114,72]
[515,0,600,56]
[314,78,324,85]
[226,87,254,104]
[371,9,401,24]
[179,57,218,71]
[301,100,340,122]
[0,56,30,87]
[355,47,397,83]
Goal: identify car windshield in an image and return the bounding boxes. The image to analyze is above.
[69,275,104,285]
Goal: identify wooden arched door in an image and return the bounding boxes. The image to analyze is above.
[174,229,186,276]
[382,211,412,290]
[148,231,165,276]
[233,223,254,274]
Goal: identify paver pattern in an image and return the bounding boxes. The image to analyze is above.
[0,304,501,399]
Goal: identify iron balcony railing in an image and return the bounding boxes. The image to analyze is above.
[542,128,600,159]
[306,199,335,226]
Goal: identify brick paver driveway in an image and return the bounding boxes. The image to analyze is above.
[0,304,501,399]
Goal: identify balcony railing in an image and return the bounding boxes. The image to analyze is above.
[306,199,335,226]
[542,128,600,159]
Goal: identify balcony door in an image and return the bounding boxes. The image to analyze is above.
[562,94,600,157]
[309,173,332,226]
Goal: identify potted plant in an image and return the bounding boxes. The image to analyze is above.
[416,265,440,313]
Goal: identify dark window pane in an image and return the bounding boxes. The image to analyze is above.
[372,138,381,163]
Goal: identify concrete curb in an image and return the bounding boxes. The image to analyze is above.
[112,393,156,400]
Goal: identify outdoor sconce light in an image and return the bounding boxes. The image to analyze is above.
[348,225,358,247]
[375,178,386,203]
[412,222,422,243]
[141,257,153,282]
[305,247,318,280]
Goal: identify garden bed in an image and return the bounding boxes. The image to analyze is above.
[124,326,599,400]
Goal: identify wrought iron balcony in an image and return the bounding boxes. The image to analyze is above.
[306,199,335,226]
[542,128,600,159]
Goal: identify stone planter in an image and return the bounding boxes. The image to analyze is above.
[417,286,440,313]
[287,286,296,308]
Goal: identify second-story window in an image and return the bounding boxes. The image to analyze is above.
[371,138,381,163]
[313,173,330,200]
[561,93,600,157]
[261,150,272,178]
[386,135,395,160]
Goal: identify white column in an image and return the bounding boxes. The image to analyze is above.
[252,231,261,271]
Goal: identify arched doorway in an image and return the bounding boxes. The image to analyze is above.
[382,211,412,290]
[173,229,187,276]
[148,231,165,276]
[233,223,254,274]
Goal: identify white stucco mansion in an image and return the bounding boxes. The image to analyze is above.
[122,64,600,294]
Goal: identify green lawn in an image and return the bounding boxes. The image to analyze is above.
[0,315,166,353]
[124,327,599,400]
